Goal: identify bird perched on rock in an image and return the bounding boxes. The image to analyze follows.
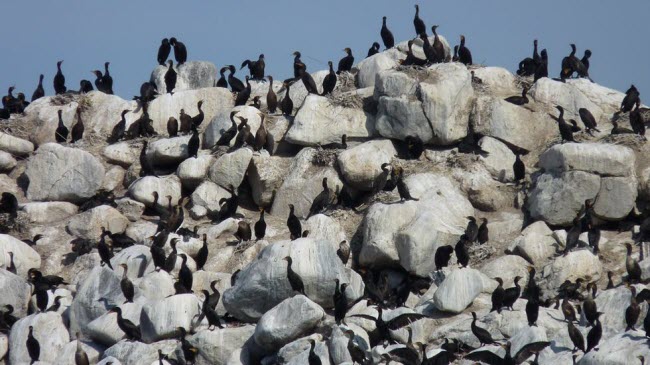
[287,204,302,240]
[157,38,171,65]
[170,37,187,65]
[283,256,305,295]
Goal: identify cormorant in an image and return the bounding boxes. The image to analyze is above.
[404,135,424,159]
[626,242,642,283]
[626,286,640,331]
[28,269,68,288]
[164,238,179,273]
[308,178,333,217]
[103,62,114,94]
[630,102,646,136]
[556,105,576,142]
[280,82,293,116]
[518,39,540,76]
[478,218,489,244]
[471,312,496,346]
[74,333,89,365]
[367,42,380,58]
[402,40,427,66]
[216,185,238,221]
[79,79,95,94]
[583,283,598,326]
[611,120,635,135]
[179,109,192,135]
[413,4,426,36]
[227,65,245,93]
[337,48,354,74]
[46,296,63,312]
[645,304,650,339]
[216,66,228,88]
[458,35,472,65]
[308,339,322,365]
[560,44,577,80]
[621,85,640,113]
[287,204,302,240]
[431,25,445,63]
[337,240,350,265]
[194,234,208,271]
[178,254,193,292]
[396,168,418,201]
[452,45,459,62]
[465,216,479,243]
[150,239,166,271]
[526,295,540,326]
[491,277,505,313]
[581,50,592,73]
[434,245,454,271]
[97,229,114,270]
[321,61,337,95]
[586,312,603,352]
[0,192,18,222]
[299,66,319,94]
[558,278,584,300]
[191,100,204,128]
[33,286,49,312]
[455,234,470,268]
[31,74,44,102]
[502,276,522,310]
[334,280,348,324]
[420,33,437,64]
[70,109,84,143]
[139,141,156,177]
[251,95,261,109]
[241,54,265,80]
[157,38,171,65]
[55,110,69,143]
[164,60,177,94]
[167,117,178,137]
[110,307,141,341]
[253,115,268,151]
[534,49,549,82]
[215,111,238,147]
[266,76,277,113]
[187,125,200,158]
[133,81,158,104]
[108,109,129,143]
[119,264,135,303]
[505,87,529,106]
[232,116,253,149]
[564,217,582,255]
[283,256,305,295]
[567,320,585,352]
[465,341,550,365]
[380,16,394,49]
[235,76,252,106]
[27,325,40,363]
[561,297,577,323]
[170,37,187,65]
[293,51,306,79]
[344,329,370,365]
[254,209,267,241]
[579,108,600,134]
[235,220,252,243]
[54,60,66,94]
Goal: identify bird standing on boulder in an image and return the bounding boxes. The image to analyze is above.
[337,48,354,74]
[227,65,245,93]
[321,61,337,95]
[31,74,44,101]
[287,204,302,240]
[266,76,277,113]
[27,326,40,364]
[164,60,177,94]
[254,209,266,240]
[157,38,171,65]
[413,4,426,36]
[283,256,305,295]
[53,60,66,94]
[55,110,69,143]
[396,168,418,201]
[187,125,200,158]
[119,264,135,303]
[170,37,187,65]
[70,109,84,143]
[458,35,473,65]
[490,277,505,313]
[381,16,394,49]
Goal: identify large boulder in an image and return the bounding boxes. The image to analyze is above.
[592,177,637,220]
[471,67,518,95]
[375,94,433,142]
[86,302,144,346]
[102,339,178,365]
[69,267,122,335]
[0,131,34,156]
[507,222,557,266]
[189,326,255,365]
[176,154,214,189]
[539,143,636,177]
[146,136,192,167]
[529,77,603,121]
[540,250,602,292]
[203,105,260,149]
[8,312,69,365]
[567,78,626,115]
[67,205,129,240]
[140,294,203,343]
[356,49,403,88]
[432,268,493,313]
[0,151,16,171]
[285,95,376,146]
[103,142,137,167]
[127,175,182,212]
[247,154,292,208]
[150,61,218,94]
[0,270,32,317]
[190,181,231,218]
[53,339,103,365]
[25,143,105,202]
[0,234,42,277]
[253,295,325,351]
[478,136,516,182]
[222,238,360,322]
[579,332,650,364]
[208,147,253,189]
[337,139,397,191]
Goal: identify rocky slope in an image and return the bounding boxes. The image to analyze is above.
[0,35,649,365]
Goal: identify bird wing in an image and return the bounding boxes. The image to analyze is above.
[387,347,420,365]
[514,341,550,364]
[636,288,650,302]
[386,312,427,330]
[464,349,504,365]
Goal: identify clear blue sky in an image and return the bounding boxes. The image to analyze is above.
[2,1,648,100]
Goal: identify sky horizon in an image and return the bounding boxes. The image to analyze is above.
[1,1,648,100]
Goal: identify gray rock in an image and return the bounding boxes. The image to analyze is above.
[247,154,292,208]
[328,326,353,364]
[103,339,178,365]
[0,270,32,317]
[8,312,69,365]
[281,336,330,365]
[356,49,403,88]
[136,270,176,301]
[529,77,603,121]
[0,150,16,171]
[337,139,397,191]
[203,105,261,149]
[375,95,433,142]
[278,70,329,109]
[86,302,143,346]
[69,267,122,336]
[0,234,41,277]
[304,215,347,251]
[541,250,602,291]
[115,198,145,222]
[589,284,648,338]
[480,255,531,288]
[103,142,137,167]
[189,325,255,365]
[150,61,218,94]
[54,339,103,365]
[0,131,34,156]
[140,294,203,343]
[102,165,126,192]
[146,136,192,167]
[579,332,650,364]
[471,67,518,96]
[593,177,638,220]
[478,136,516,182]
[539,143,636,177]
[25,143,105,202]
[21,202,78,224]
[177,154,214,189]
[568,78,626,115]
[254,295,325,351]
[508,225,558,266]
[432,268,492,313]
[127,175,182,212]
[285,95,375,146]
[191,181,231,217]
[67,205,129,240]
[209,148,253,189]
[528,171,601,226]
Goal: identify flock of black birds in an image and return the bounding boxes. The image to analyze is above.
[0,3,649,365]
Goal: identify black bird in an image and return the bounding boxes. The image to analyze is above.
[308,339,322,365]
[33,286,49,312]
[178,254,193,292]
[625,243,642,283]
[299,66,319,95]
[334,279,348,324]
[402,40,427,66]
[452,45,459,62]
[53,60,66,94]
[170,37,187,65]
[626,286,640,331]
[581,50,592,73]
[611,120,635,135]
[630,102,646,136]
[321,61,337,96]
[216,66,229,88]
[465,216,479,243]
[266,76,278,113]
[283,256,305,295]
[31,74,45,102]
[28,269,68,288]
[205,279,221,310]
[567,320,585,353]
[55,110,69,143]
[435,245,454,271]
[431,25,445,63]
[150,239,166,271]
[167,117,178,137]
[465,341,550,365]
[187,125,200,158]
[586,312,603,352]
[287,204,302,240]
[139,141,156,177]
[280,82,294,116]
[518,39,540,77]
[563,217,582,255]
[344,329,370,365]
[0,192,19,221]
[505,87,529,106]
[471,312,496,346]
[621,85,640,113]
[71,109,84,143]
[133,82,158,104]
[367,42,380,58]
[241,54,265,80]
[458,35,473,65]
[337,240,350,265]
[558,278,584,301]
[103,62,114,94]
[119,264,135,303]
[164,60,177,94]
[413,4,426,36]
[97,229,114,270]
[308,177,333,217]
[404,135,424,159]
[380,16,394,49]
[526,296,540,326]
[216,185,238,221]
[164,238,179,273]
[579,108,600,134]
[227,65,245,93]
[110,307,141,341]
[583,283,598,326]
[253,115,268,152]
[560,44,577,80]
[337,48,354,74]
[74,333,89,365]
[555,106,576,142]
[27,326,40,364]
[478,218,489,244]
[234,220,252,243]
[455,234,470,268]
[292,51,306,78]
[191,100,204,128]
[157,38,171,65]
[502,276,522,310]
[644,303,650,339]
[254,209,266,240]
[195,234,208,271]
[491,277,505,313]
[420,33,437,64]
[178,109,192,135]
[534,49,549,82]
[235,76,252,106]
[396,168,418,201]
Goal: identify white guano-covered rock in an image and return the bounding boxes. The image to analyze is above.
[539,143,636,177]
[592,177,637,220]
[337,139,397,191]
[478,136,516,182]
[25,143,105,202]
[146,136,192,166]
[0,270,32,317]
[0,150,16,171]
[356,49,403,88]
[103,339,178,365]
[9,312,69,365]
[0,131,34,156]
[103,142,137,167]
[203,105,260,149]
[0,234,42,277]
[189,325,255,365]
[471,67,518,95]
[191,181,231,216]
[253,295,325,351]
[285,95,376,146]
[69,267,122,335]
[542,250,602,290]
[247,154,292,208]
[209,147,253,189]
[176,154,214,189]
[21,202,78,224]
[127,175,182,212]
[140,294,203,343]
[529,77,603,121]
[67,205,129,240]
[376,95,433,142]
[432,269,490,313]
[150,61,218,94]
